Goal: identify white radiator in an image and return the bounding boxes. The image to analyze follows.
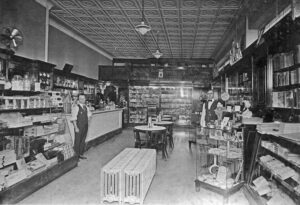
[100,148,139,204]
[123,149,156,205]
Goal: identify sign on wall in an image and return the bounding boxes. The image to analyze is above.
[158,69,163,78]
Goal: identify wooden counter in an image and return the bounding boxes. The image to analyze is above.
[65,109,123,150]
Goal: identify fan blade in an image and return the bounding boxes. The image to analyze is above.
[12,39,17,48]
[13,35,23,44]
[10,28,20,38]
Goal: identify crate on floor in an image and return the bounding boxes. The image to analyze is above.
[100,148,140,204]
[123,149,156,205]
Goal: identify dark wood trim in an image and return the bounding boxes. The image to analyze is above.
[0,156,78,204]
[243,185,264,205]
[198,181,244,196]
[85,128,122,150]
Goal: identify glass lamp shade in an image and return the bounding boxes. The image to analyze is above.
[153,49,163,59]
[135,21,151,35]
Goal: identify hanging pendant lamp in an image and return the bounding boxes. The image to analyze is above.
[153,31,163,59]
[135,0,151,35]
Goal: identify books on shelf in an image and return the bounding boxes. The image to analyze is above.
[272,89,299,108]
[272,52,294,71]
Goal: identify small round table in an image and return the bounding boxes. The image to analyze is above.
[134,125,166,132]
[134,125,168,159]
[153,121,174,149]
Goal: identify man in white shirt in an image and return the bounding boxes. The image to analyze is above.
[200,90,218,127]
[71,94,92,159]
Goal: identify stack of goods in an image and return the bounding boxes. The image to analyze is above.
[45,91,63,107]
[0,94,53,110]
[252,175,298,205]
[0,112,32,128]
[273,71,290,87]
[24,124,59,138]
[262,140,300,166]
[272,90,298,108]
[260,155,297,180]
[252,176,272,196]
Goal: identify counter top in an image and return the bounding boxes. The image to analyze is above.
[91,109,123,114]
[258,130,300,145]
[64,108,122,116]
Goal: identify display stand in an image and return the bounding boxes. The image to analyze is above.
[195,126,244,203]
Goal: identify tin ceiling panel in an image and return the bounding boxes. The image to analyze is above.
[50,0,243,59]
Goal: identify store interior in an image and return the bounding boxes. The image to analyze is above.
[1,0,300,205]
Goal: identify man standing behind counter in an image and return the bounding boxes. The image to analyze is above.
[71,94,92,160]
[200,90,218,127]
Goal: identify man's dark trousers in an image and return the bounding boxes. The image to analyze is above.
[74,105,88,157]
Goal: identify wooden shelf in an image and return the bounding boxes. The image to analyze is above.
[53,85,78,90]
[261,147,300,173]
[0,90,42,96]
[273,84,300,91]
[273,64,300,73]
[0,107,63,113]
[258,160,300,203]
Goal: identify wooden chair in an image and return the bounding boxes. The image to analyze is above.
[133,129,150,148]
[149,129,168,159]
[166,124,174,149]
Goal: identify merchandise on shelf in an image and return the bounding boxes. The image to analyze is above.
[0,112,75,190]
[129,86,160,124]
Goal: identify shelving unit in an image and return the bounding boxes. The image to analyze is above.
[271,55,300,108]
[245,132,300,205]
[0,50,78,204]
[160,87,192,125]
[128,86,160,124]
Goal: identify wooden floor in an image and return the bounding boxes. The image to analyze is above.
[19,127,250,205]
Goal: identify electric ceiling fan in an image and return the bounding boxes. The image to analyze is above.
[0,27,23,52]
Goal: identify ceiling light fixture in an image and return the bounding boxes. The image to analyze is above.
[153,31,163,59]
[153,49,163,59]
[135,0,151,35]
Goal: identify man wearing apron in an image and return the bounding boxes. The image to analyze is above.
[71,94,92,159]
[200,90,218,128]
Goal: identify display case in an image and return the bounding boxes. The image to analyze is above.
[195,125,244,202]
[0,50,77,204]
[0,106,77,203]
[160,87,192,125]
[128,86,160,124]
[244,131,300,205]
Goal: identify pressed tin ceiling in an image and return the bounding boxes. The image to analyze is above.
[50,0,244,59]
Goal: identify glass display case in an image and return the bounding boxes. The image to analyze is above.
[0,108,77,203]
[195,124,244,202]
